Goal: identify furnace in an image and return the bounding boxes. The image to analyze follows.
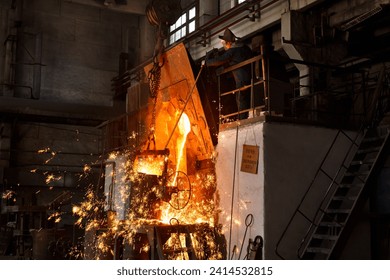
[79,43,225,260]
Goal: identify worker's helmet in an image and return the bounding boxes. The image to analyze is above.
[219,28,239,43]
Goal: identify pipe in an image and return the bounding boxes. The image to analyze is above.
[32,32,42,99]
[2,6,18,96]
[0,83,32,97]
[281,11,310,96]
[14,0,25,98]
[105,161,116,211]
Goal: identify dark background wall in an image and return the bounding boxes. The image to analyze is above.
[0,0,150,258]
[263,121,372,259]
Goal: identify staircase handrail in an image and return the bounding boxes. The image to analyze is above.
[274,125,364,259]
[275,64,389,260]
[295,125,366,258]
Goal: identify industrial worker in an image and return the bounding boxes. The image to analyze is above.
[204,28,253,119]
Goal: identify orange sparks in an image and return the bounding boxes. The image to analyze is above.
[45,174,62,184]
[83,164,92,173]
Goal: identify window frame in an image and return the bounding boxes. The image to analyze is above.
[168,2,198,45]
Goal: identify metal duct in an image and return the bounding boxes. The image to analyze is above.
[281,11,310,96]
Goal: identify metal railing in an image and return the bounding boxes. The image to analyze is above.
[288,62,390,129]
[275,65,390,259]
[112,0,283,99]
[275,126,365,259]
[217,54,269,123]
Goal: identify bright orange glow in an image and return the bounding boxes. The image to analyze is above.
[39,43,224,260]
[71,103,219,259]
[45,173,62,184]
[108,152,117,160]
[163,233,189,260]
[175,112,191,176]
[159,112,192,224]
[134,154,168,176]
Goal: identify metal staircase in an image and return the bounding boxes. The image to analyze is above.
[275,122,390,260]
[275,65,390,260]
[300,125,390,259]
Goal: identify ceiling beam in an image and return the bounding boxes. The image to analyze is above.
[0,96,125,127]
[64,0,147,15]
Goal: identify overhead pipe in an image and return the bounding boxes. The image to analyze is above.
[281,11,310,96]
[3,0,43,100]
[14,0,28,98]
[2,2,20,97]
[32,32,42,99]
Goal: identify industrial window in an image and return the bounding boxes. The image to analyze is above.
[237,0,246,4]
[169,5,197,45]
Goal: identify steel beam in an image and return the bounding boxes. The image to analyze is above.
[64,0,147,15]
